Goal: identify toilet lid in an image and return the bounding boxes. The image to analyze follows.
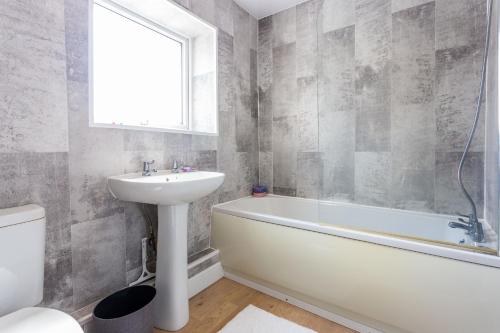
[0,307,83,333]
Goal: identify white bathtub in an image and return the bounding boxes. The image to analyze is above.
[212,195,500,333]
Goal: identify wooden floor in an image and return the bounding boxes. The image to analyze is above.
[155,278,356,333]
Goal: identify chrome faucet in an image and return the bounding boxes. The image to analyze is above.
[449,214,484,243]
[142,160,157,176]
[172,159,181,173]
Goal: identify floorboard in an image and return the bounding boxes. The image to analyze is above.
[154,278,357,333]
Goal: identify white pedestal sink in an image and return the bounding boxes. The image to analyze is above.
[108,170,225,331]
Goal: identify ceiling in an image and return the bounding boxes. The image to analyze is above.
[235,0,310,19]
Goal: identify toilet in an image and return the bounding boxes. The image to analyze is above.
[0,205,83,333]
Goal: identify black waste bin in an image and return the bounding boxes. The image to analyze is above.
[92,285,156,333]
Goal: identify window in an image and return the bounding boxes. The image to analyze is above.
[91,0,188,131]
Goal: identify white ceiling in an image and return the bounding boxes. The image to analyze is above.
[235,0,310,19]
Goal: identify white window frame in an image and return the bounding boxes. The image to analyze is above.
[89,0,192,133]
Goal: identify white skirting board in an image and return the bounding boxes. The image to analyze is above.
[188,262,224,298]
[224,271,383,333]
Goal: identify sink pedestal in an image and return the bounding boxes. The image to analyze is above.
[154,204,189,331]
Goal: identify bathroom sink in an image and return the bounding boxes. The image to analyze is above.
[108,170,225,205]
[107,170,225,331]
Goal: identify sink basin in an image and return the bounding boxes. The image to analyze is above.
[108,170,225,206]
[107,169,225,331]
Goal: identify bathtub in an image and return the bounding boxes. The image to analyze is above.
[211,195,500,333]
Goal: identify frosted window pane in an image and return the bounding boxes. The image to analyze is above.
[93,4,184,129]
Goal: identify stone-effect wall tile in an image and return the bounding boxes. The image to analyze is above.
[272,6,296,47]
[435,46,485,152]
[391,3,436,211]
[355,152,392,206]
[297,76,319,152]
[319,26,356,198]
[216,0,234,36]
[67,81,125,224]
[319,0,355,33]
[234,3,258,153]
[191,0,215,24]
[218,30,235,115]
[355,0,392,152]
[0,0,69,153]
[391,0,432,13]
[71,213,127,309]
[259,151,273,190]
[258,17,273,153]
[435,152,484,217]
[296,0,319,78]
[273,116,298,191]
[65,0,89,83]
[320,111,356,201]
[435,0,486,51]
[297,152,323,199]
[272,43,297,118]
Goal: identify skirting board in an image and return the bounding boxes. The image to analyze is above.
[188,262,224,298]
[224,271,383,333]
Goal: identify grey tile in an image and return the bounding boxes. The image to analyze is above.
[319,0,355,33]
[65,0,89,83]
[435,152,484,217]
[188,191,219,256]
[392,0,433,13]
[251,49,259,119]
[272,43,297,118]
[297,76,319,152]
[42,254,73,311]
[297,152,323,199]
[191,135,218,151]
[258,107,273,152]
[355,110,391,152]
[319,26,355,114]
[216,0,234,36]
[123,131,165,152]
[272,6,296,47]
[390,2,436,211]
[435,0,486,51]
[71,213,127,309]
[250,15,258,51]
[273,116,298,190]
[355,0,392,152]
[258,17,273,153]
[355,152,392,206]
[0,1,68,153]
[259,152,273,189]
[296,0,320,78]
[188,150,218,171]
[435,45,485,152]
[192,72,217,133]
[191,0,215,25]
[124,203,149,273]
[218,30,235,115]
[258,16,273,92]
[391,150,435,211]
[320,111,355,201]
[273,187,297,196]
[392,2,435,107]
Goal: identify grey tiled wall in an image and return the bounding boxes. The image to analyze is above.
[258,0,492,220]
[0,0,258,312]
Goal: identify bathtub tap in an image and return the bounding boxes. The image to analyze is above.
[448,215,484,243]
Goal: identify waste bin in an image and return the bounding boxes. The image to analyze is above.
[92,285,156,333]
